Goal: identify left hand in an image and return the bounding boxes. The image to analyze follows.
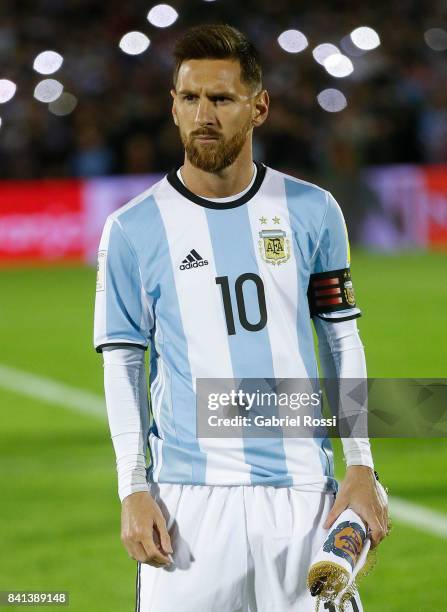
[323,465,389,548]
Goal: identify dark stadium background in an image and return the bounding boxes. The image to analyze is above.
[0,2,446,611]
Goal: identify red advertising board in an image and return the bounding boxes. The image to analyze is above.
[0,174,161,265]
[424,165,447,249]
[0,179,83,264]
[0,167,446,265]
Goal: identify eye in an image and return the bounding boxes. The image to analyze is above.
[183,94,197,102]
[212,96,230,104]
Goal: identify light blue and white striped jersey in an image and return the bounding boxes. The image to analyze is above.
[94,162,361,492]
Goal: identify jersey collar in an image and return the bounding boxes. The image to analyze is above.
[167,161,267,210]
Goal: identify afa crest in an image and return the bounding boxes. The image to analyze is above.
[343,269,356,307]
[258,229,290,265]
[323,521,366,570]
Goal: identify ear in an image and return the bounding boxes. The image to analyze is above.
[252,89,269,128]
[170,88,179,126]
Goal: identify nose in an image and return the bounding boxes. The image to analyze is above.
[195,96,215,125]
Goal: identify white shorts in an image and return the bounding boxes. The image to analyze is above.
[135,483,363,612]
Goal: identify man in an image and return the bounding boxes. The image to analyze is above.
[94,24,388,611]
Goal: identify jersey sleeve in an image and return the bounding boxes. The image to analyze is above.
[308,192,361,323]
[93,216,153,352]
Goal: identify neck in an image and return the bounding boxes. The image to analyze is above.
[180,141,254,198]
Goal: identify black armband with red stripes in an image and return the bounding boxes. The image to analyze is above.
[307,267,357,316]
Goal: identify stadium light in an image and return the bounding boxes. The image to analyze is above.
[317,88,347,112]
[119,32,151,55]
[33,51,63,75]
[424,28,447,51]
[277,29,308,54]
[0,79,17,103]
[323,53,354,78]
[312,43,340,65]
[350,26,380,51]
[147,4,178,28]
[48,92,78,116]
[340,35,366,57]
[34,79,63,103]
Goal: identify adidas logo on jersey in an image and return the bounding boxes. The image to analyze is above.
[179,249,209,270]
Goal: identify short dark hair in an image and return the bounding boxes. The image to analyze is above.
[173,24,262,93]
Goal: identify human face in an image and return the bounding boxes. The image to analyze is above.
[171,59,260,172]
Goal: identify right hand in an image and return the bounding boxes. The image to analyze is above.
[121,490,173,567]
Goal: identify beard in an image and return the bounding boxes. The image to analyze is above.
[180,117,252,172]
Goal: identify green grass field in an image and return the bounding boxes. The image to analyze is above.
[0,251,446,611]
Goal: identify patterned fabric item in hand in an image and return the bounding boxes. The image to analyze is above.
[307,482,389,611]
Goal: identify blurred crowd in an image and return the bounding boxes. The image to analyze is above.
[0,0,446,188]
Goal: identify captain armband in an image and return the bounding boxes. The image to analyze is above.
[307,267,357,317]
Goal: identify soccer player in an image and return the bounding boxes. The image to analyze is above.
[94,24,389,611]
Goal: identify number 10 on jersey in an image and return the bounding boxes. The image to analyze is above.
[215,274,267,336]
